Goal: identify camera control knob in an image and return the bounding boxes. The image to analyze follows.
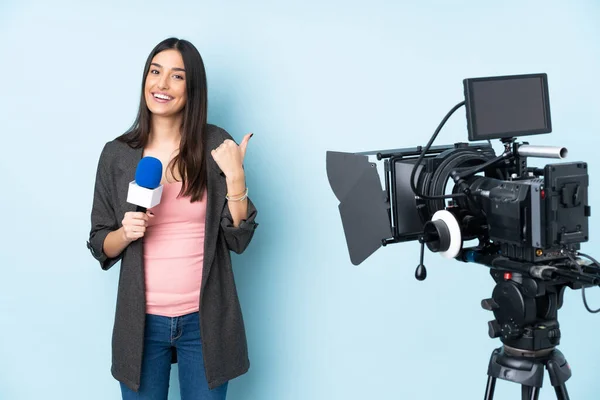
[488,320,502,338]
[481,298,499,311]
[548,328,561,345]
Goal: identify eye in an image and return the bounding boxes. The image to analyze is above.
[150,69,159,74]
[173,74,184,80]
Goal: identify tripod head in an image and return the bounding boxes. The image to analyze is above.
[460,246,600,353]
[463,248,600,399]
[483,271,564,353]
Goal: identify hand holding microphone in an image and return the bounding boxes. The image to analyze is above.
[121,211,151,242]
[102,156,164,257]
[122,156,164,242]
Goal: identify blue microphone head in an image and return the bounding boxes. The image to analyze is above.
[135,157,163,189]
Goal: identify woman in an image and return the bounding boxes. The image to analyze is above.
[86,37,258,400]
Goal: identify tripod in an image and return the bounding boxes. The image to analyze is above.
[484,345,571,400]
[479,267,578,400]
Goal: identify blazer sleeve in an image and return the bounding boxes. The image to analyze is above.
[213,126,259,253]
[86,143,122,270]
[220,195,258,254]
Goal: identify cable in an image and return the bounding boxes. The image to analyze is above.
[565,251,600,313]
[410,101,466,200]
[425,150,492,216]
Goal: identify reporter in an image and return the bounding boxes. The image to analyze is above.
[87,37,258,400]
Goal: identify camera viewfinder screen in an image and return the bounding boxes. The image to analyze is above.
[464,73,552,141]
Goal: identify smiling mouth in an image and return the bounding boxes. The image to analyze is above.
[152,93,173,101]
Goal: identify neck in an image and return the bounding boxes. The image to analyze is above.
[148,113,183,147]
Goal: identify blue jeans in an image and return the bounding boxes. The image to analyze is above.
[120,312,228,400]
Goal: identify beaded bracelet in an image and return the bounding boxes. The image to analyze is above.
[226,187,248,202]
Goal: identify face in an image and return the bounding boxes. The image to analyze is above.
[144,49,187,117]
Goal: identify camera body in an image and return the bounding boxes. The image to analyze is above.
[464,161,590,263]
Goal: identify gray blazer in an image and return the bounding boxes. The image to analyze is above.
[86,124,258,391]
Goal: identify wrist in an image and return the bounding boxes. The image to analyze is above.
[226,170,245,186]
[119,227,131,244]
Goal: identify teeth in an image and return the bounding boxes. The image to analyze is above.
[154,93,172,100]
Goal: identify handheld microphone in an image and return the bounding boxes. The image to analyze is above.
[126,156,164,213]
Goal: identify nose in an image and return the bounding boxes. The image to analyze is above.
[157,74,169,90]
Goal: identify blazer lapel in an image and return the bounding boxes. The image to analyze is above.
[119,146,144,215]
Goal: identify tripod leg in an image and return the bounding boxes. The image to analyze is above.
[521,386,540,400]
[554,384,570,400]
[529,387,540,400]
[546,349,571,400]
[484,376,496,400]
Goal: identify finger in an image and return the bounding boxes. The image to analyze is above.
[125,216,147,225]
[128,226,146,235]
[123,214,141,225]
[128,219,148,227]
[125,224,143,232]
[124,228,137,240]
[131,212,148,220]
[239,133,253,160]
[128,231,144,240]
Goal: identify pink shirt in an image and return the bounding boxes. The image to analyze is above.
[143,181,207,317]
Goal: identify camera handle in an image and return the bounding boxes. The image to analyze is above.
[415,240,427,281]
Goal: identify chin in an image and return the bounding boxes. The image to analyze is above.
[146,98,181,115]
[147,104,179,117]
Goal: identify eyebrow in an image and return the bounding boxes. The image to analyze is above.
[150,62,186,72]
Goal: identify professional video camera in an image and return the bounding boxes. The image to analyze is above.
[326,73,600,400]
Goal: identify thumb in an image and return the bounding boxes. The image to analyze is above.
[239,133,253,160]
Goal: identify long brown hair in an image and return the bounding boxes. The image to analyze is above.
[118,37,208,202]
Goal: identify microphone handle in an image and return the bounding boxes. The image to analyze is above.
[136,205,147,213]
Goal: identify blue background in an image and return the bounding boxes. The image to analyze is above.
[1,1,599,399]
